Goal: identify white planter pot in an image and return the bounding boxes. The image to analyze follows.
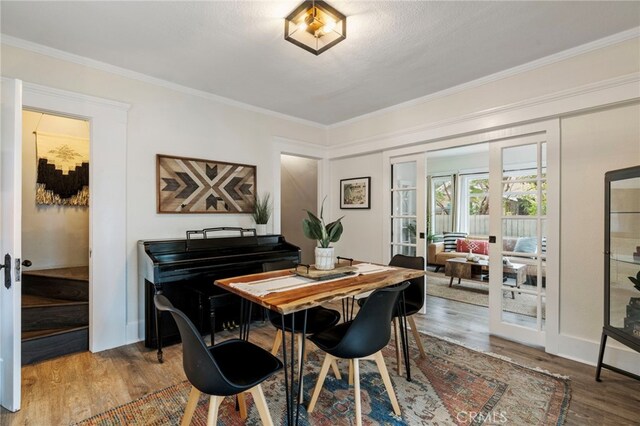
[255,224,267,236]
[315,247,335,270]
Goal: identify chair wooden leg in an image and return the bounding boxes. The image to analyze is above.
[393,318,403,374]
[330,359,342,380]
[271,329,283,355]
[237,392,247,419]
[407,316,426,358]
[308,353,334,412]
[181,386,201,426]
[353,359,362,426]
[248,384,275,426]
[348,359,354,385]
[373,351,401,416]
[206,395,222,426]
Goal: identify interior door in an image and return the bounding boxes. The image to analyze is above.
[0,78,23,411]
[390,155,427,262]
[488,135,547,346]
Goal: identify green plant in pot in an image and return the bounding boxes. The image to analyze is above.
[302,198,344,270]
[251,193,272,235]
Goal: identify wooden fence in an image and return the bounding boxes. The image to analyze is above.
[433,215,538,237]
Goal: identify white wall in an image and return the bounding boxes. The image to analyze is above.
[426,148,489,175]
[560,103,640,342]
[21,110,89,269]
[1,44,324,341]
[329,152,384,263]
[281,154,317,264]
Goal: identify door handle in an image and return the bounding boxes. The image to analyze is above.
[0,253,11,289]
[15,258,32,282]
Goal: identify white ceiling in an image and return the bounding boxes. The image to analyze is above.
[1,1,639,125]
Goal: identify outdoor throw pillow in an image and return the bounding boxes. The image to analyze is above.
[457,239,489,255]
[443,232,467,252]
[514,237,537,253]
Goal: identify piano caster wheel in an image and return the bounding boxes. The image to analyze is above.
[157,351,164,363]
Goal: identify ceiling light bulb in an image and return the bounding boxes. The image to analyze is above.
[322,19,336,34]
[298,21,308,31]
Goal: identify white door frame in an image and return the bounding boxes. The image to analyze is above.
[21,82,130,353]
[272,136,329,235]
[1,78,23,412]
[382,120,560,352]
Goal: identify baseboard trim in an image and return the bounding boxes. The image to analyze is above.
[557,333,640,377]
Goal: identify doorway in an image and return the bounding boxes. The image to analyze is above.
[280,154,318,264]
[385,121,558,349]
[21,110,90,364]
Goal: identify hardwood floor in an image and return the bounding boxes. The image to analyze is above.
[1,296,639,425]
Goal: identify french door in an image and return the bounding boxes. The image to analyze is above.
[488,134,548,346]
[389,155,426,262]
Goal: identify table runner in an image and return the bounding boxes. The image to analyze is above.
[229,263,395,297]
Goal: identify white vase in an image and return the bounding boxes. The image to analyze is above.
[315,247,335,270]
[255,224,267,236]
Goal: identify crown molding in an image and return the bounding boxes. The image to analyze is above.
[328,27,640,129]
[328,72,640,159]
[0,34,326,130]
[2,26,638,132]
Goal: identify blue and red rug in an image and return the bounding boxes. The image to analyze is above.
[77,333,570,425]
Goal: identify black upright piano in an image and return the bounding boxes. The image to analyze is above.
[138,227,300,360]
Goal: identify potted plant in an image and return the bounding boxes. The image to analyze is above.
[302,197,344,270]
[251,193,272,235]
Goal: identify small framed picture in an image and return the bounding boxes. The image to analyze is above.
[340,177,371,209]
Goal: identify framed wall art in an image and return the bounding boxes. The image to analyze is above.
[157,154,256,214]
[340,176,371,209]
[35,131,90,206]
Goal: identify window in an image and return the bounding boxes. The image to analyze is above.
[459,173,490,235]
[429,175,454,236]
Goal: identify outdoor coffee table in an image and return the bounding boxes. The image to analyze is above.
[444,257,527,299]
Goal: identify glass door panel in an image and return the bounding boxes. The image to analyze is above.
[391,161,419,259]
[490,138,546,345]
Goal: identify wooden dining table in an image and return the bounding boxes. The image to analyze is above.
[215,261,426,425]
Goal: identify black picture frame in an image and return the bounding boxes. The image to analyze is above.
[340,176,371,209]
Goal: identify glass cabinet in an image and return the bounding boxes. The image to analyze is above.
[596,165,640,381]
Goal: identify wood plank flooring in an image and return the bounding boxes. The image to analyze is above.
[1,296,639,425]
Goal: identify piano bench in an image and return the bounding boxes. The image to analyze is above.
[184,284,240,344]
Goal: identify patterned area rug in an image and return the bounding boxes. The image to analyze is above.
[426,271,546,319]
[76,333,569,425]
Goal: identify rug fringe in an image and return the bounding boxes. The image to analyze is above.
[417,330,572,380]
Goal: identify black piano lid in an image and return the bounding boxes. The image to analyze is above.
[143,234,297,264]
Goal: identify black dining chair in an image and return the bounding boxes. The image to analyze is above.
[262,260,342,383]
[154,294,283,426]
[357,254,426,374]
[307,282,410,426]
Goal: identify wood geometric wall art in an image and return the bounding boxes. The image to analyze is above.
[35,131,89,206]
[157,154,256,214]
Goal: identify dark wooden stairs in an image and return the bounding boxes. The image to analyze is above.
[22,267,89,365]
